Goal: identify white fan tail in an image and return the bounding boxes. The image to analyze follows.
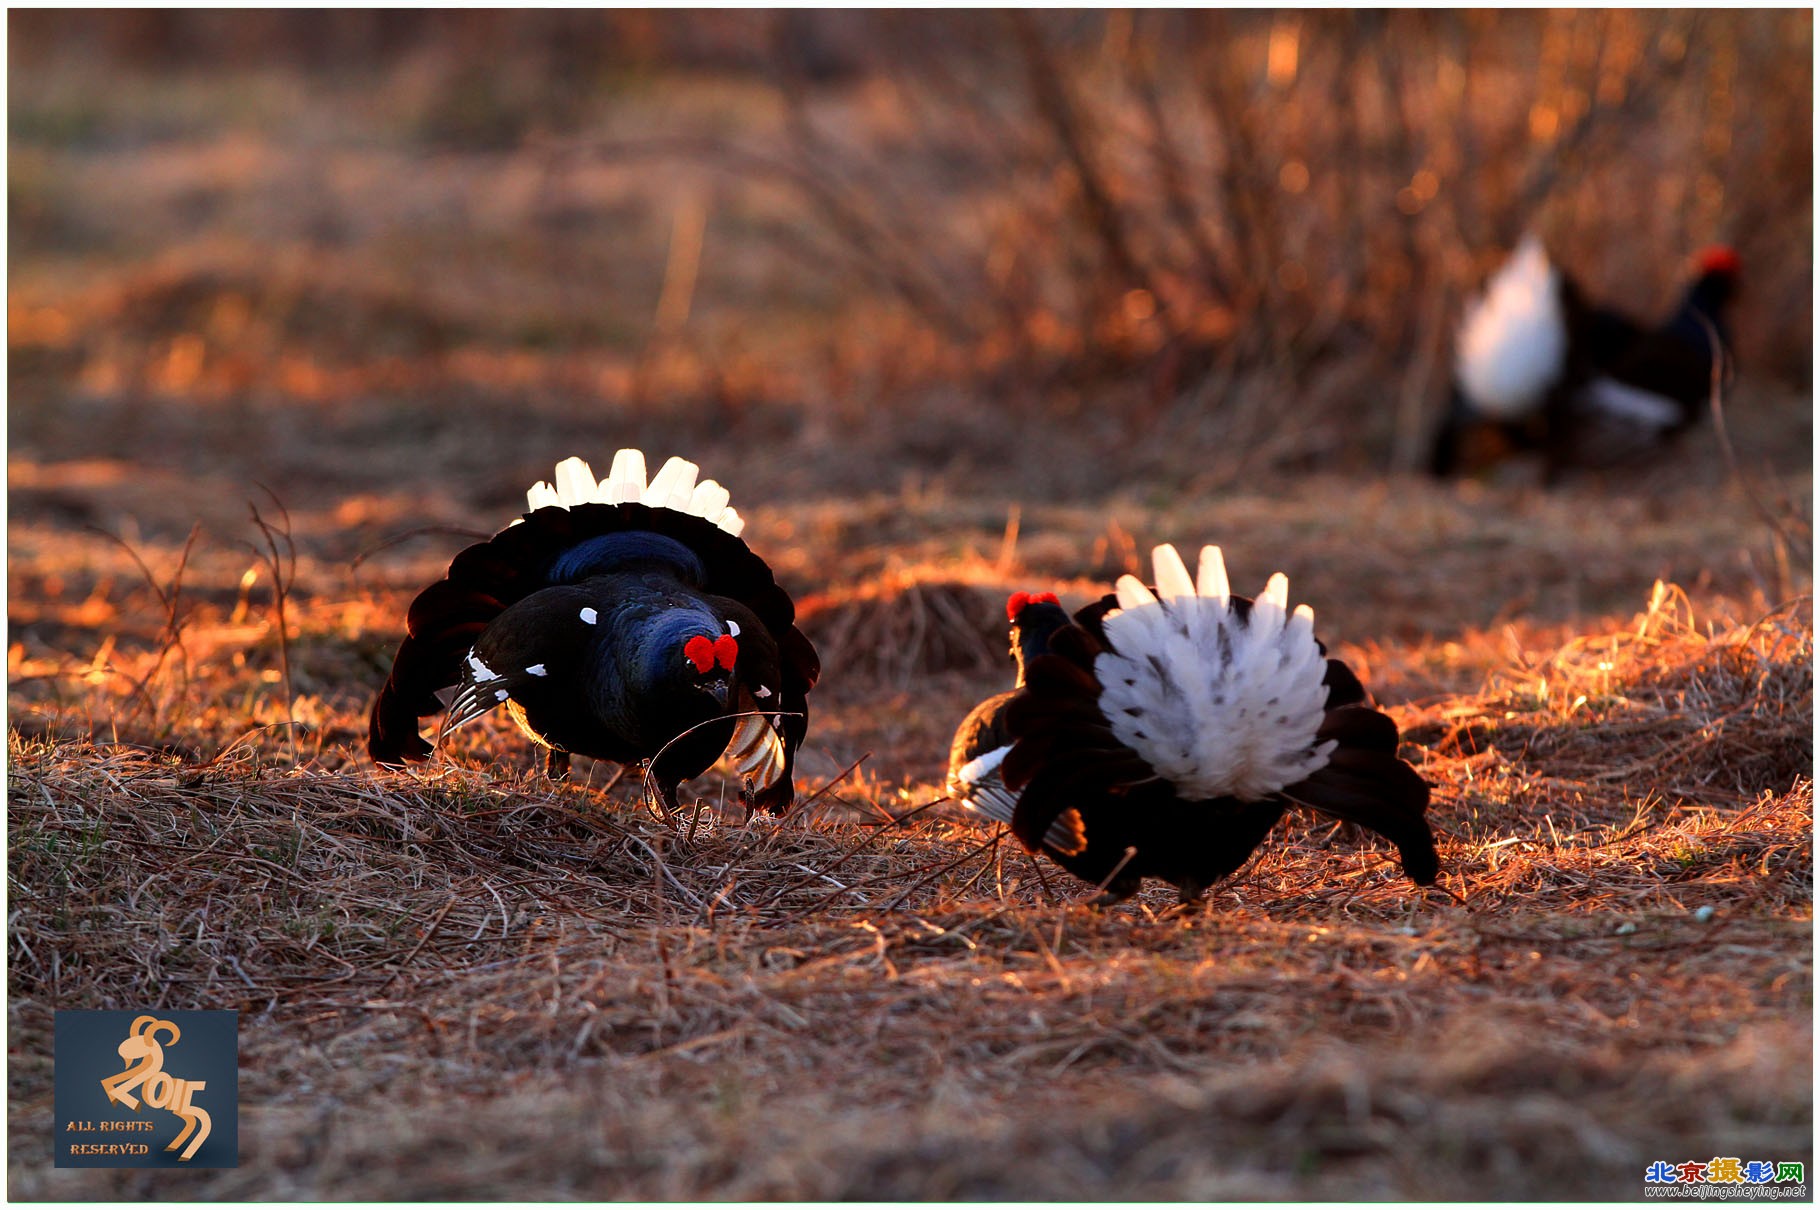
[688,480,732,521]
[642,457,699,512]
[1455,233,1568,420]
[521,449,745,535]
[1095,544,1336,803]
[553,457,598,507]
[604,448,647,504]
[1196,544,1231,603]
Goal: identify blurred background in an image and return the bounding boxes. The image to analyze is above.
[10,9,1812,511]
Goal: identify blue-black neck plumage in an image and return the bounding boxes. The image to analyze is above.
[546,531,706,586]
[1673,271,1736,345]
[577,582,731,751]
[549,526,731,745]
[1011,602,1072,687]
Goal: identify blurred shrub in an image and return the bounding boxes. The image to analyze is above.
[10,10,1810,472]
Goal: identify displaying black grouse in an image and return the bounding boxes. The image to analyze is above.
[1430,237,1740,479]
[956,546,1438,906]
[368,450,820,814]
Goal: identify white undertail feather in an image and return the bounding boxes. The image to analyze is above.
[1579,376,1683,430]
[523,450,745,535]
[724,714,785,791]
[603,449,646,504]
[954,747,1007,789]
[1455,233,1568,420]
[949,747,1020,826]
[437,662,507,740]
[1096,545,1335,803]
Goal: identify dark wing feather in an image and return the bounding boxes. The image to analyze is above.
[1322,658,1369,709]
[1283,749,1438,885]
[949,691,1015,775]
[1069,593,1120,644]
[1007,763,1091,854]
[1317,703,1400,753]
[1594,329,1713,423]
[1000,623,1165,855]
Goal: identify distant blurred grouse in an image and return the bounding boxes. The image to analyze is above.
[953,548,1438,906]
[368,450,820,814]
[1430,236,1740,479]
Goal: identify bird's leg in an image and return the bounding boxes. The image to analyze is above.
[1088,876,1142,909]
[1087,846,1141,908]
[545,749,571,781]
[1541,391,1576,485]
[650,775,683,819]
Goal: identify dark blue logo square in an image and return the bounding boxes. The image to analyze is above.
[54,1010,238,1168]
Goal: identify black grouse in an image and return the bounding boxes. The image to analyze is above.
[368,450,820,814]
[1430,237,1740,479]
[956,546,1438,906]
[946,591,1088,853]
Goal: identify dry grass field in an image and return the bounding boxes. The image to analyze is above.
[8,12,1813,1200]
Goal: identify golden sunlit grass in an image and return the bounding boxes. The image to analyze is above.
[8,482,1812,1197]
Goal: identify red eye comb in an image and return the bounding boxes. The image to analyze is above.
[684,635,716,674]
[713,634,738,671]
[1696,245,1740,277]
[1006,591,1060,620]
